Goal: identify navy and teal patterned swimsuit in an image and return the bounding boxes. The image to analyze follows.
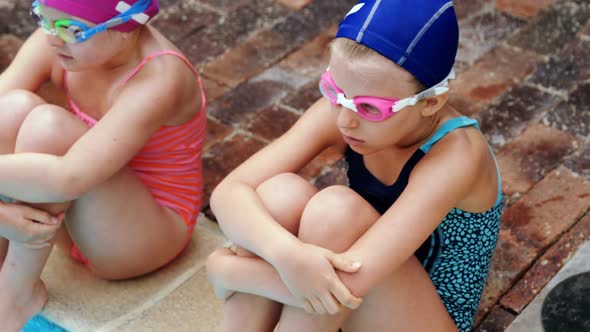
[345,116,503,332]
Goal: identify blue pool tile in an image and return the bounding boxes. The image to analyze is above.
[22,315,68,332]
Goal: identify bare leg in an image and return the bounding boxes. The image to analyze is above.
[0,104,80,331]
[0,90,46,154]
[275,186,378,332]
[9,106,191,280]
[275,186,457,332]
[0,90,47,268]
[0,101,194,331]
[218,173,317,332]
[342,257,456,332]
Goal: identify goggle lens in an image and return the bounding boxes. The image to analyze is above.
[54,23,82,43]
[356,102,384,120]
[31,5,49,30]
[30,2,84,44]
[319,78,338,103]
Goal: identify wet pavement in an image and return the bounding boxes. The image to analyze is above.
[1,0,590,331]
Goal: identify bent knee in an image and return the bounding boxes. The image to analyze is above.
[303,186,367,223]
[0,90,45,131]
[299,186,377,248]
[206,248,233,281]
[16,105,85,154]
[1,90,46,113]
[257,173,316,205]
[256,173,317,234]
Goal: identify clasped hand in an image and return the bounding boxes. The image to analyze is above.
[275,242,362,315]
[0,201,64,249]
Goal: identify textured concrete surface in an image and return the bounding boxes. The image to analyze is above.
[39,216,226,332]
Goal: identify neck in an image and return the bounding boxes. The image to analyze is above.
[397,113,441,150]
[98,28,144,72]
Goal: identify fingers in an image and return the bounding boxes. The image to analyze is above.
[318,291,341,315]
[24,205,63,225]
[18,240,52,250]
[308,296,326,315]
[328,253,361,273]
[26,219,60,235]
[22,219,61,245]
[330,278,362,310]
[302,299,315,314]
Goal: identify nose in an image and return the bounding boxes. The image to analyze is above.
[336,105,359,129]
[45,34,65,48]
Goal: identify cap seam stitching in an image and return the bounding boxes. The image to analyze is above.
[402,1,454,62]
[356,0,382,43]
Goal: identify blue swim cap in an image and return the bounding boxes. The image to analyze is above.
[336,0,459,89]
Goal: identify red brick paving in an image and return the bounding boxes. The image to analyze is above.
[500,212,590,313]
[0,34,21,71]
[449,45,543,116]
[1,1,589,331]
[501,167,590,250]
[475,305,517,332]
[496,124,580,195]
[496,0,559,19]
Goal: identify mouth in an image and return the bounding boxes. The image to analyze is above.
[55,51,73,59]
[342,134,365,146]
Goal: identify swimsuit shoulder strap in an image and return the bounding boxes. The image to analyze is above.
[118,50,206,110]
[419,116,479,153]
[419,116,503,206]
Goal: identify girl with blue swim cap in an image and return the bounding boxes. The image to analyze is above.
[0,1,206,329]
[207,1,503,331]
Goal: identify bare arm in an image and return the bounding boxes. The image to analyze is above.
[335,137,484,297]
[0,56,195,202]
[210,98,344,263]
[209,100,368,314]
[0,29,56,95]
[208,139,482,306]
[207,249,303,307]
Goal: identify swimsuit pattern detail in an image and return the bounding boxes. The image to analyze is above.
[344,116,503,332]
[430,205,502,332]
[64,50,206,234]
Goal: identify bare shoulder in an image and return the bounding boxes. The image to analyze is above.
[412,123,498,211]
[119,28,202,125]
[0,29,58,93]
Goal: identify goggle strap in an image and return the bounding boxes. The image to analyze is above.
[390,69,455,113]
[337,93,358,112]
[392,97,417,113]
[115,1,150,24]
[391,86,449,113]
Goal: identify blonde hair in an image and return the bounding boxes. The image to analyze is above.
[331,38,426,92]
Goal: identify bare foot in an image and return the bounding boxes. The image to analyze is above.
[0,280,48,332]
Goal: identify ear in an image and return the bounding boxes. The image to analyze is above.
[420,92,449,117]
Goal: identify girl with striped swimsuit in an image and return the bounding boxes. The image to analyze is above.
[0,1,205,330]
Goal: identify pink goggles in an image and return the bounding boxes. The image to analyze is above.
[318,70,453,122]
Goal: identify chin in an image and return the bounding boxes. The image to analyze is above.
[348,144,372,155]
